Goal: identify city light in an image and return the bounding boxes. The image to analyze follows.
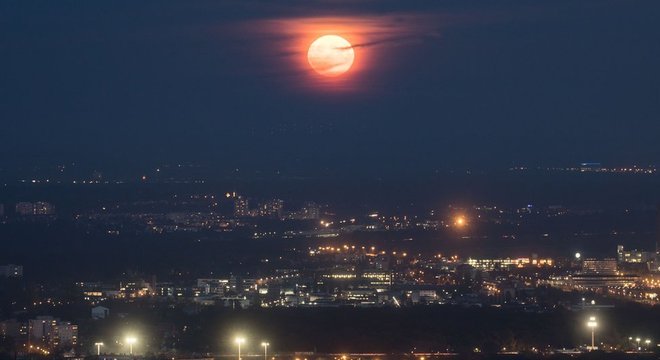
[3,0,660,356]
[126,336,137,355]
[94,342,104,356]
[235,337,246,360]
[261,341,270,360]
[586,316,597,350]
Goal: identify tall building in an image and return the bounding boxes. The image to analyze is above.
[258,199,284,218]
[233,196,250,217]
[617,245,654,264]
[582,259,618,275]
[28,317,54,343]
[302,202,320,219]
[28,316,77,349]
[33,202,55,215]
[282,202,321,220]
[15,202,55,216]
[197,278,229,295]
[51,322,77,348]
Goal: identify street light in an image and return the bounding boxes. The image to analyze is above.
[586,316,597,350]
[261,342,270,360]
[454,215,467,228]
[235,337,246,360]
[94,342,104,356]
[126,337,137,355]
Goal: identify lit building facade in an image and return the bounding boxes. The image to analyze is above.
[15,202,55,216]
[233,196,250,217]
[617,245,655,264]
[467,257,553,271]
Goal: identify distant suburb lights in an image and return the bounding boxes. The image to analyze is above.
[307,35,355,76]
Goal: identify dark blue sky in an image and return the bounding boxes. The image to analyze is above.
[1,0,659,175]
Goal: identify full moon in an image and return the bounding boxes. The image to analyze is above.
[307,35,355,77]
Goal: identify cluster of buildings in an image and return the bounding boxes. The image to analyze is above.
[467,256,554,271]
[0,201,56,218]
[68,246,567,310]
[2,245,658,357]
[565,258,640,289]
[617,245,656,265]
[509,163,657,174]
[543,243,660,304]
[0,316,78,352]
[231,193,320,220]
[77,193,325,235]
[15,201,55,216]
[64,233,660,310]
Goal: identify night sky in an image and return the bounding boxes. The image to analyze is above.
[1,0,659,175]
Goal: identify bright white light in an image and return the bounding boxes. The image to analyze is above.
[235,337,246,345]
[587,316,598,328]
[125,337,137,345]
[575,252,581,259]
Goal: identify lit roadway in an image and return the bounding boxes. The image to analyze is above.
[180,354,461,359]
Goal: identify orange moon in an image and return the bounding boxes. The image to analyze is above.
[307,35,355,76]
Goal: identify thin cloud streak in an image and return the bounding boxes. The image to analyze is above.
[229,13,454,92]
[341,31,442,49]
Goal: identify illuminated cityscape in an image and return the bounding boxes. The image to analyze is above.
[2,0,660,358]
[1,178,660,358]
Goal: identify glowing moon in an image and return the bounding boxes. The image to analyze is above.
[307,35,355,77]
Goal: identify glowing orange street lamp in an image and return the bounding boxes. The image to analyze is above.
[454,215,468,228]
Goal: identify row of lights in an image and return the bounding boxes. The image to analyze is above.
[94,337,136,356]
[628,337,653,351]
[235,337,270,360]
[586,317,655,352]
[95,337,271,358]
